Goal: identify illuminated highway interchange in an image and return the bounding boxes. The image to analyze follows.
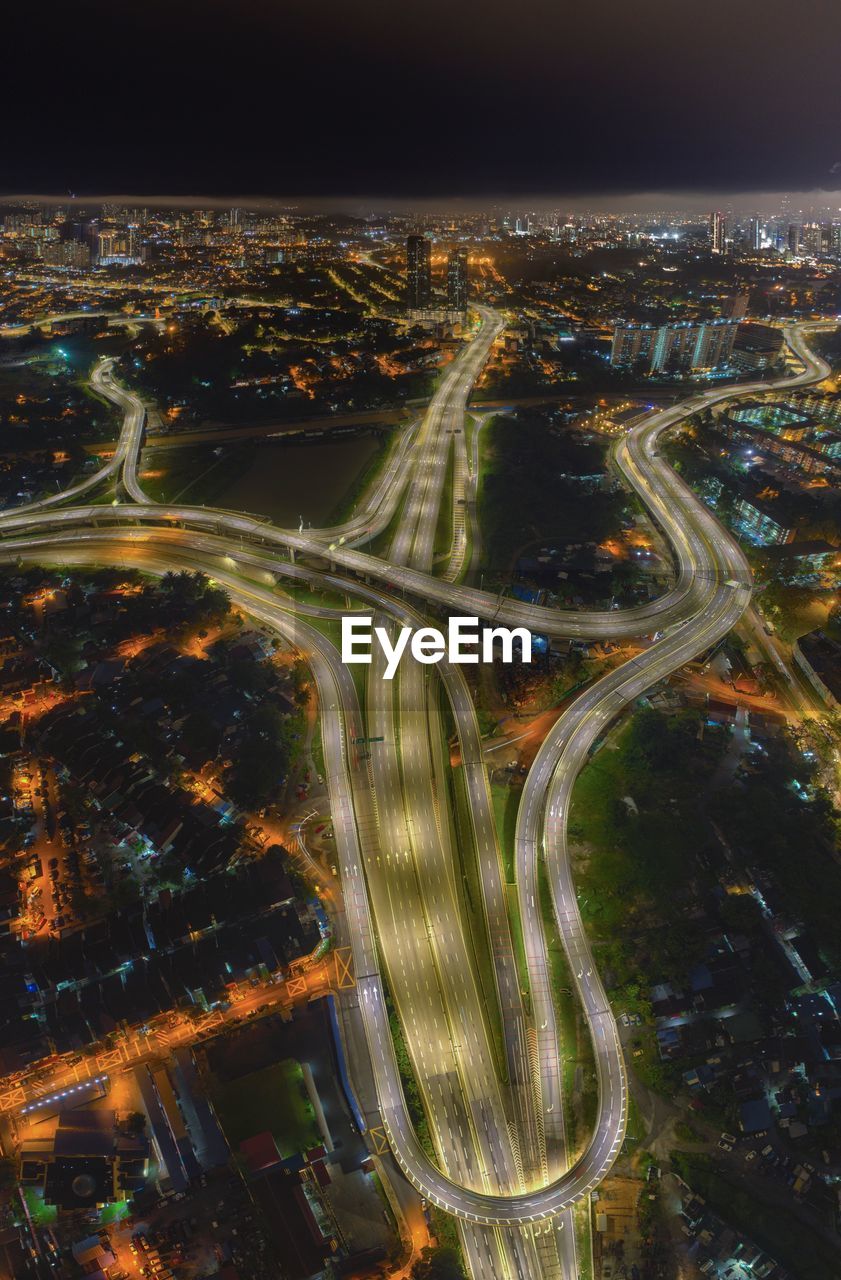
[0,309,832,1280]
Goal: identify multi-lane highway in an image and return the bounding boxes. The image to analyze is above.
[0,309,833,1273]
[390,307,503,575]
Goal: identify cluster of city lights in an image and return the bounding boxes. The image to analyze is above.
[21,1075,107,1114]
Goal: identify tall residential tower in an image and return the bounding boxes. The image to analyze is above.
[710,210,727,254]
[446,248,469,312]
[406,234,432,310]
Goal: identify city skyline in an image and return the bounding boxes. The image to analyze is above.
[7,189,841,214]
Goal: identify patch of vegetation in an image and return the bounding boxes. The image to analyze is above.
[447,754,507,1081]
[22,1187,57,1227]
[570,708,726,950]
[711,731,840,972]
[140,442,255,506]
[673,1118,703,1142]
[490,781,519,883]
[809,327,841,370]
[489,780,531,1002]
[383,978,465,1277]
[326,426,394,526]
[432,437,455,563]
[625,1094,646,1146]
[412,1243,466,1279]
[225,702,303,810]
[211,1059,318,1156]
[569,707,729,1090]
[478,412,628,572]
[757,579,834,644]
[385,988,434,1162]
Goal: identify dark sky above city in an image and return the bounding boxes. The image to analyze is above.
[7,0,841,201]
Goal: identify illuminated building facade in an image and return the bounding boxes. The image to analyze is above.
[447,247,469,311]
[710,210,727,254]
[406,233,431,309]
[611,319,739,373]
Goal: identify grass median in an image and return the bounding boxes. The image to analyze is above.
[447,757,508,1084]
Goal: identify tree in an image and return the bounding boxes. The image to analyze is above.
[290,659,311,707]
[181,709,220,763]
[160,570,229,628]
[41,631,83,685]
[225,705,300,810]
[412,1245,466,1280]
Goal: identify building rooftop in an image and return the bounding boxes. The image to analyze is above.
[739,1097,773,1133]
[54,1109,116,1158]
[43,1156,114,1210]
[240,1131,282,1174]
[762,539,837,560]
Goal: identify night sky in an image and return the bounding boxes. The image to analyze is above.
[7,0,841,199]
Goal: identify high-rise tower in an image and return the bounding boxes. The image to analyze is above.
[446,248,468,311]
[710,211,727,254]
[406,234,432,309]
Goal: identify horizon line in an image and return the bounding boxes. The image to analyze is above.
[4,187,841,214]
